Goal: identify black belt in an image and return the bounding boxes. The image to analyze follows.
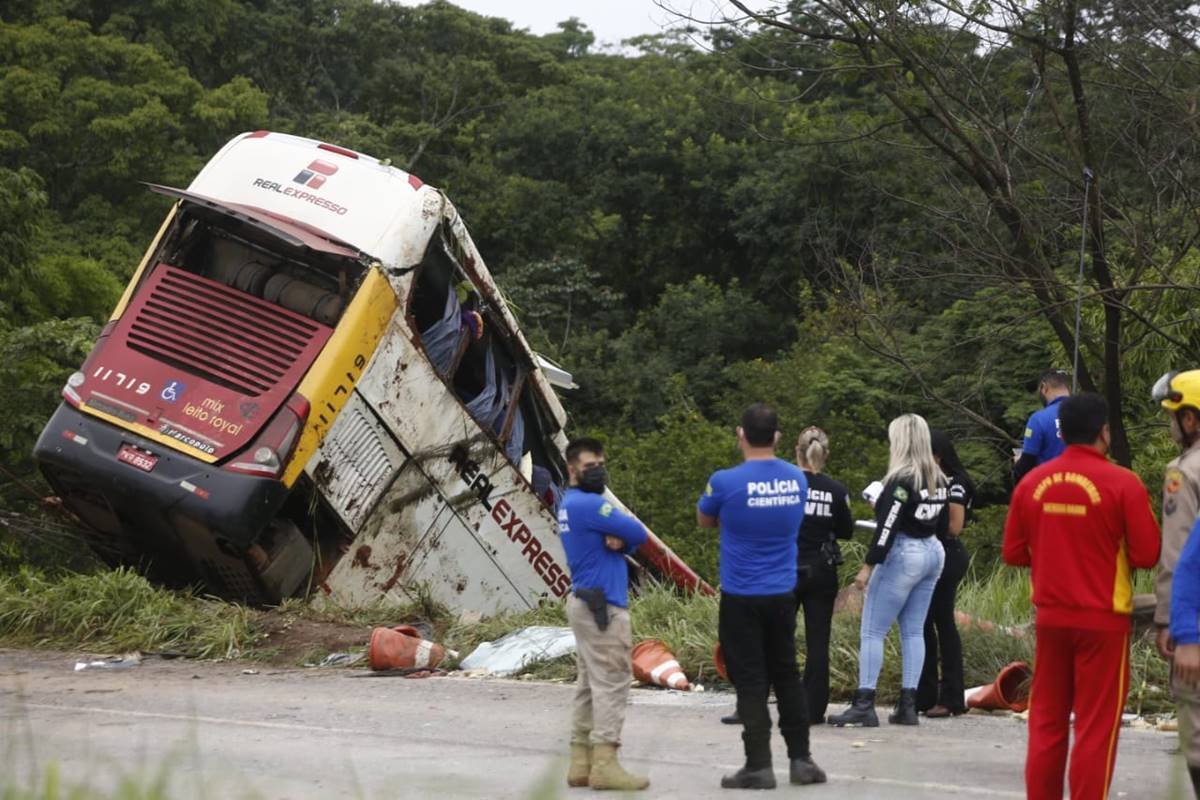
[573,587,609,631]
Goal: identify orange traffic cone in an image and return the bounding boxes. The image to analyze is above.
[632,640,689,690]
[368,625,446,671]
[966,661,1032,713]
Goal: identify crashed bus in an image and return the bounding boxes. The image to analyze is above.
[33,131,707,613]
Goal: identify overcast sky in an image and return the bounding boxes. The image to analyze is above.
[399,1,743,48]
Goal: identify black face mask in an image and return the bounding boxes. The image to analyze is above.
[578,465,607,494]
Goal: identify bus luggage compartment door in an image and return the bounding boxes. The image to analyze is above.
[323,458,534,614]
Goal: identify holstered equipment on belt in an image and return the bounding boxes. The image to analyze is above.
[574,587,609,631]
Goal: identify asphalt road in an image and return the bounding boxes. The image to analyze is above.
[0,649,1189,799]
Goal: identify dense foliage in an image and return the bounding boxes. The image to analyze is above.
[1,0,1194,581]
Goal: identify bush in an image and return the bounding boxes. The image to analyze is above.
[961,505,1009,576]
[604,410,737,582]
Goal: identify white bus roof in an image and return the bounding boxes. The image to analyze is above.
[186,131,441,268]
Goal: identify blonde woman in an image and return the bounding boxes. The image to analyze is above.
[829,414,946,727]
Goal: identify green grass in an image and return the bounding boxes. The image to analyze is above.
[0,564,1171,713]
[282,582,459,632]
[0,567,255,659]
[444,574,1169,714]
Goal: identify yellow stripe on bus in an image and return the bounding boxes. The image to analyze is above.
[110,204,179,321]
[282,267,399,488]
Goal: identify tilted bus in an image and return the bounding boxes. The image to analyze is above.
[33,131,708,613]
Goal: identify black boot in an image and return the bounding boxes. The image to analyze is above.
[888,688,919,725]
[827,689,879,727]
[720,766,776,789]
[721,708,742,725]
[789,757,827,785]
[1188,764,1200,799]
[722,730,775,789]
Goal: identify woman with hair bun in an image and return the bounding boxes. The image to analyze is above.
[793,426,855,724]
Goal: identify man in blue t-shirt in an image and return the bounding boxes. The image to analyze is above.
[697,403,827,790]
[558,437,649,792]
[1013,368,1071,486]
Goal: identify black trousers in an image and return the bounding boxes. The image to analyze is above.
[719,591,810,767]
[795,555,839,723]
[917,536,969,712]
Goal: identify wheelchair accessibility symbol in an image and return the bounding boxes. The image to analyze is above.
[160,380,185,403]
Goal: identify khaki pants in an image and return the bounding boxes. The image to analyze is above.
[567,594,632,745]
[1172,669,1200,767]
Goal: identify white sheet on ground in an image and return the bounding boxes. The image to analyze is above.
[459,626,576,676]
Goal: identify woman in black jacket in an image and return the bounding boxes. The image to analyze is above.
[828,414,946,727]
[916,429,975,717]
[793,426,855,724]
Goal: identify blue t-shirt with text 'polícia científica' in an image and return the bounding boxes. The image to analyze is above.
[697,459,808,596]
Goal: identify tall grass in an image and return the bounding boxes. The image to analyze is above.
[0,564,1169,713]
[472,573,1168,714]
[0,567,255,659]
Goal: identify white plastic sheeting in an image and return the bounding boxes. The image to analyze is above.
[459,626,576,676]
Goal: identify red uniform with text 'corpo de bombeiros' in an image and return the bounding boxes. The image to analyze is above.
[1004,445,1160,800]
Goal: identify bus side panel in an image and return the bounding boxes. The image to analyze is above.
[323,458,530,614]
[344,320,571,611]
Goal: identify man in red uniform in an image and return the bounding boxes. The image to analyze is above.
[1003,392,1160,800]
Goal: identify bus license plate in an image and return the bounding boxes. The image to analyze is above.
[117,445,158,472]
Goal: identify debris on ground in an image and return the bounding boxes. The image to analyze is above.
[1124,715,1155,730]
[310,652,365,668]
[74,653,142,671]
[352,667,448,679]
[459,626,575,676]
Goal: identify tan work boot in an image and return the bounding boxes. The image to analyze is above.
[567,743,592,787]
[589,743,649,791]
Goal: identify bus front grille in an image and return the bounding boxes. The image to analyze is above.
[126,265,321,396]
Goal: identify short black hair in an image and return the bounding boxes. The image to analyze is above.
[1039,369,1071,389]
[566,437,604,464]
[741,403,778,447]
[1059,392,1108,445]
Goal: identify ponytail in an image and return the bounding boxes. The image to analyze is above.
[796,427,830,473]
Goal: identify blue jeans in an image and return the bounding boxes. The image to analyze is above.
[859,534,945,690]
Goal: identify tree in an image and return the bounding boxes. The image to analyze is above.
[0,14,268,250]
[703,0,1200,465]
